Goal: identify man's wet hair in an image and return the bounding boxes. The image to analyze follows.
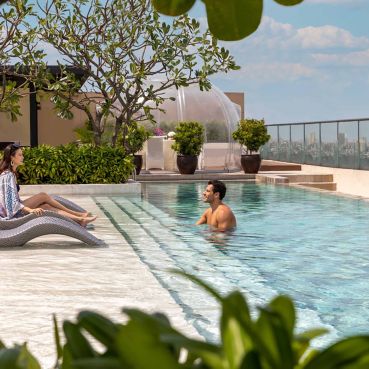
[208,180,226,200]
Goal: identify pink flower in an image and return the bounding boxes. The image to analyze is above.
[153,127,165,136]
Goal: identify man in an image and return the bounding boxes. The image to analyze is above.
[196,180,236,231]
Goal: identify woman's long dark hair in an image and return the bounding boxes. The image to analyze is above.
[0,143,21,174]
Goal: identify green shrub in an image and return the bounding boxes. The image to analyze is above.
[17,144,134,184]
[2,272,369,369]
[232,118,271,154]
[120,122,150,155]
[171,121,205,156]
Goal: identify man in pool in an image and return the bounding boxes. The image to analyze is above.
[196,180,236,231]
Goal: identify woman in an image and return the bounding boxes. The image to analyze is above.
[0,143,97,226]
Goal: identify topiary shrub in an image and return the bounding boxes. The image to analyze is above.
[120,122,150,155]
[17,144,134,184]
[171,121,205,156]
[232,118,271,154]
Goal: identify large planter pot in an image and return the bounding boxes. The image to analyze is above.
[133,154,143,175]
[241,154,261,174]
[177,155,198,174]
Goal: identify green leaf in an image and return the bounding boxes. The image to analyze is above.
[116,318,181,369]
[274,0,304,5]
[203,0,263,41]
[77,311,119,350]
[240,350,262,369]
[304,336,369,369]
[53,314,63,362]
[221,291,253,369]
[152,0,196,15]
[17,344,42,369]
[72,357,122,369]
[63,321,96,359]
[0,348,21,368]
[268,295,295,339]
[255,306,294,369]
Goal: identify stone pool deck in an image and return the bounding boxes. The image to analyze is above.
[0,195,199,368]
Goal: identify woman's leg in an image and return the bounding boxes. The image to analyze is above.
[22,192,90,217]
[40,204,97,226]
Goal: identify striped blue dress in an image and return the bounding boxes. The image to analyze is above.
[0,170,24,219]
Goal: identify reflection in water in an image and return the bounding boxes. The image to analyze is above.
[200,228,234,250]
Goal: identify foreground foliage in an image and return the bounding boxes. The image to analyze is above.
[17,144,134,184]
[1,272,369,369]
[152,0,304,41]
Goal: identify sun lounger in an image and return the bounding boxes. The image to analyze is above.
[0,211,103,247]
[51,195,87,213]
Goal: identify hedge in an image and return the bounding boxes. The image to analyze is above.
[15,144,134,184]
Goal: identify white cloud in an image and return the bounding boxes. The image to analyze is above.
[312,48,369,66]
[250,17,369,50]
[237,62,320,82]
[290,25,369,48]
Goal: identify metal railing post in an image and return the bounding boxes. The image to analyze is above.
[289,124,292,162]
[277,125,280,161]
[357,120,361,169]
[303,123,306,164]
[319,122,322,165]
[336,121,340,167]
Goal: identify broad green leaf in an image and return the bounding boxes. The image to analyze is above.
[72,357,122,369]
[221,291,253,369]
[116,319,181,369]
[63,321,96,359]
[240,350,262,369]
[152,0,196,15]
[203,0,263,41]
[268,295,295,339]
[77,311,119,350]
[294,328,328,361]
[295,328,329,342]
[255,307,294,369]
[17,344,42,369]
[304,336,369,369]
[0,347,21,368]
[274,0,304,5]
[161,333,224,369]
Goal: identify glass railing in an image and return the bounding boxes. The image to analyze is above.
[261,118,369,170]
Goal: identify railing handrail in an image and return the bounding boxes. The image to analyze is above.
[267,117,369,127]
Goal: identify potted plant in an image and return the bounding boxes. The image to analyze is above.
[232,118,270,173]
[172,121,205,174]
[121,122,150,175]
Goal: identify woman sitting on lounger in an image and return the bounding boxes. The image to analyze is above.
[0,143,96,226]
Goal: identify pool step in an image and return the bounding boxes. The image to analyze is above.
[295,182,337,191]
[260,160,301,171]
[257,173,336,191]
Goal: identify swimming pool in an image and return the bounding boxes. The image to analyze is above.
[95,182,369,346]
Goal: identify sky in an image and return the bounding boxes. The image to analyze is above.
[187,0,369,124]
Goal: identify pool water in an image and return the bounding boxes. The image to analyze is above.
[95,182,369,346]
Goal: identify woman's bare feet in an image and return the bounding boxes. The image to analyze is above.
[79,211,92,217]
[79,215,97,227]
